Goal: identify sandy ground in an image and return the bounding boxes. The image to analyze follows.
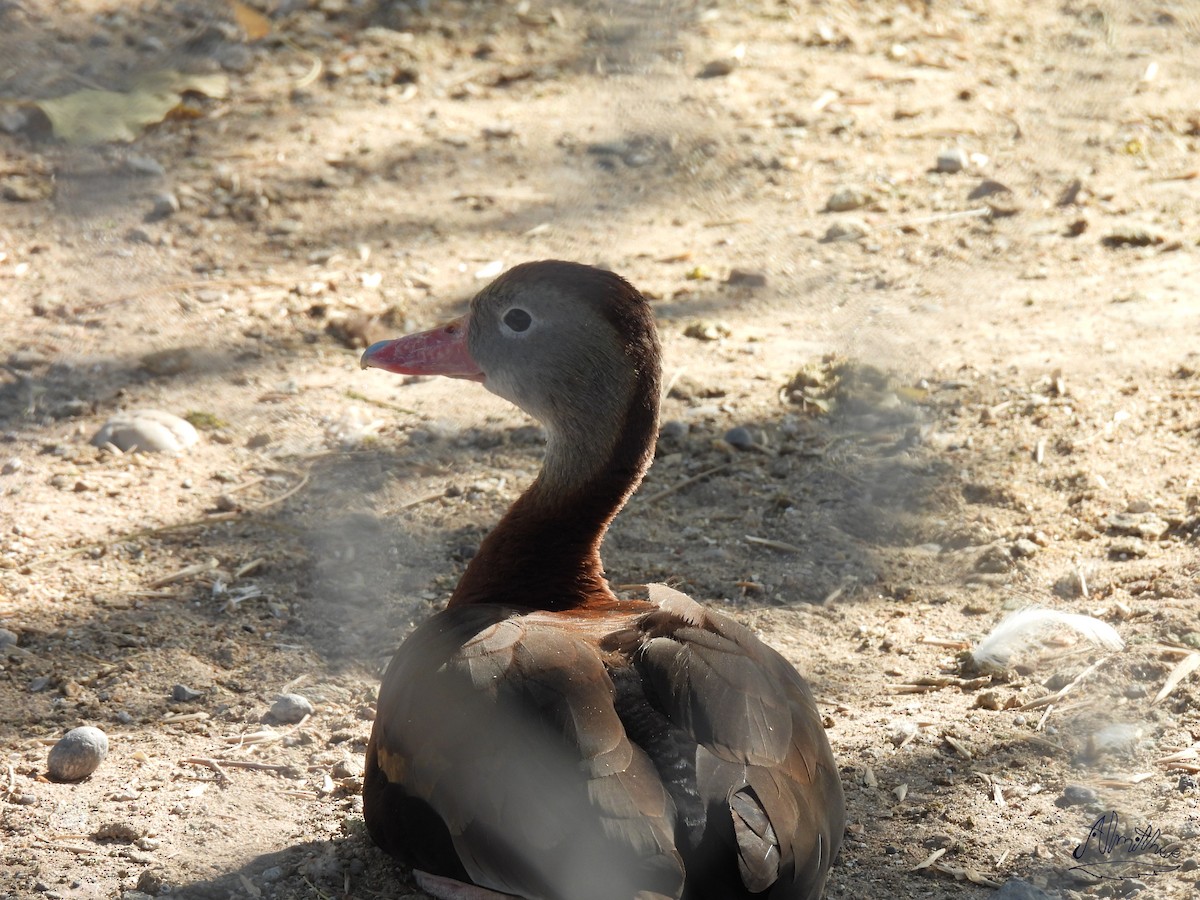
[1,1,1199,898]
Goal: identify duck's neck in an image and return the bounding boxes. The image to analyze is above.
[448,376,659,612]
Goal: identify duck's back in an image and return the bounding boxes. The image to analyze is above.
[363,588,843,900]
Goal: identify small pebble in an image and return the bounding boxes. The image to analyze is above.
[825,187,868,212]
[994,878,1057,900]
[146,192,180,221]
[171,683,203,702]
[123,154,165,177]
[0,627,17,648]
[723,426,755,451]
[1179,774,1197,792]
[1057,784,1099,807]
[332,757,365,779]
[820,219,868,242]
[659,420,689,441]
[91,410,199,454]
[697,58,738,78]
[2,457,22,475]
[725,268,767,288]
[270,693,315,724]
[47,726,109,782]
[1010,538,1040,558]
[936,147,969,173]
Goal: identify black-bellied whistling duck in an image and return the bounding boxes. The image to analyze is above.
[359,261,844,900]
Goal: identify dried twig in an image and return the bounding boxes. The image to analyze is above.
[744,535,804,554]
[182,757,294,775]
[147,559,220,589]
[894,206,992,229]
[638,462,732,505]
[181,757,230,783]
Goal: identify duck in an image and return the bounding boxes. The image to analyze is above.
[359,260,844,900]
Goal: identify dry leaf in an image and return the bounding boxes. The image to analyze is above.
[227,0,272,41]
[33,71,229,144]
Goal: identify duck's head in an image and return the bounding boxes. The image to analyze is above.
[362,261,661,453]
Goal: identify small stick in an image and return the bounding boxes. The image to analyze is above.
[639,462,732,505]
[234,557,266,578]
[399,491,445,510]
[182,757,230,782]
[1035,704,1054,732]
[894,206,992,229]
[252,473,310,510]
[148,559,219,589]
[162,712,210,724]
[745,535,804,554]
[34,838,101,855]
[225,477,265,495]
[182,757,295,775]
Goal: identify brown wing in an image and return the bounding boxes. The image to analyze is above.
[623,585,844,900]
[364,604,685,900]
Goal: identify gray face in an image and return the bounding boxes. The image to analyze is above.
[466,276,637,457]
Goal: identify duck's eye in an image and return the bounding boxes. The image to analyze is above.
[502,308,533,333]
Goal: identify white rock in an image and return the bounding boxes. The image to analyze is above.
[48,726,109,781]
[936,147,969,173]
[91,410,199,453]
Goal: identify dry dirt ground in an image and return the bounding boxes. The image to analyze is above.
[2,1,1200,898]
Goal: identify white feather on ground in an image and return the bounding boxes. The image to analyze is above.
[969,607,1125,673]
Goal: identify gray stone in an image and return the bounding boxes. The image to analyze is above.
[270,693,315,724]
[724,426,755,450]
[994,878,1059,900]
[936,147,969,173]
[171,684,203,702]
[820,219,868,242]
[47,726,108,781]
[1057,784,1098,807]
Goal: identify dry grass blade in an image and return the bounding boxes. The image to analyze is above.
[1017,655,1116,711]
[1152,651,1200,706]
[639,462,732,505]
[162,712,210,724]
[892,675,991,693]
[912,847,947,870]
[919,636,972,650]
[943,733,973,759]
[34,837,102,855]
[182,756,230,783]
[744,534,805,554]
[931,862,1002,888]
[183,757,295,775]
[222,729,282,746]
[1156,742,1200,769]
[147,559,219,589]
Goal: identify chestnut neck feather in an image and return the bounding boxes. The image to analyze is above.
[449,296,660,613]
